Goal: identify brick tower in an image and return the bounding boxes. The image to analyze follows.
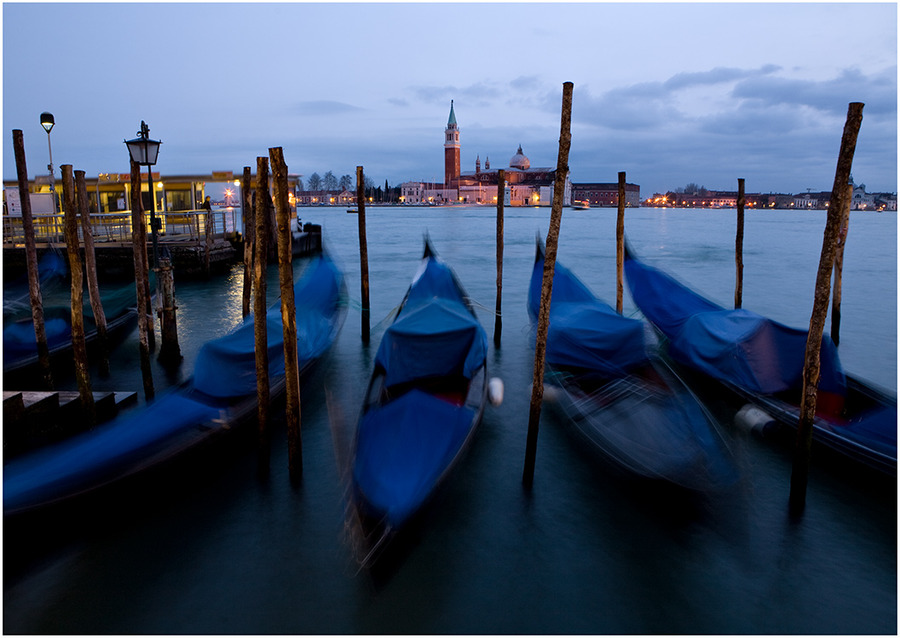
[444,100,460,187]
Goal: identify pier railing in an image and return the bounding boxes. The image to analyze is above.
[2,209,240,246]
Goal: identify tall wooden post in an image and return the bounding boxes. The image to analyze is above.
[616,171,626,314]
[130,159,154,400]
[735,178,745,309]
[76,169,109,377]
[157,254,182,365]
[790,102,864,513]
[356,166,371,344]
[241,166,254,319]
[831,181,853,346]
[12,129,53,388]
[523,81,574,488]
[61,165,95,426]
[271,147,303,481]
[254,157,271,470]
[493,169,506,347]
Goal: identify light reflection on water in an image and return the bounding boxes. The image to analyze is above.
[3,206,896,634]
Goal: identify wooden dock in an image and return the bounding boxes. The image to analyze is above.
[3,390,138,457]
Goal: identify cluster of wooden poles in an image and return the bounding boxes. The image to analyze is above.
[513,85,863,514]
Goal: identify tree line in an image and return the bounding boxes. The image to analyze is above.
[298,171,402,203]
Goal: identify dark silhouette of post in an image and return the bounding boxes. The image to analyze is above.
[157,253,182,365]
[130,159,154,400]
[523,81,574,488]
[241,166,254,318]
[493,170,505,347]
[254,156,272,470]
[790,102,864,513]
[735,178,745,309]
[356,166,371,344]
[271,147,303,481]
[831,182,853,346]
[75,169,110,377]
[12,129,53,388]
[616,171,626,314]
[61,165,95,426]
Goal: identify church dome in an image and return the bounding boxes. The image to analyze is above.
[509,145,530,170]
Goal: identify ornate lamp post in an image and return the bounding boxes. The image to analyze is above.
[124,120,162,269]
[40,112,58,213]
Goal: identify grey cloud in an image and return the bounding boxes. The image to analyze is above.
[292,101,365,116]
[664,64,781,91]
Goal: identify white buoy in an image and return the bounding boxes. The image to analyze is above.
[734,404,776,435]
[488,377,504,406]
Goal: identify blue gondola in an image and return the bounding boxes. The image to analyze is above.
[528,238,736,490]
[4,253,347,515]
[350,240,488,567]
[623,242,896,476]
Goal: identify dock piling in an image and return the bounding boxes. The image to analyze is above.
[76,169,110,377]
[831,181,853,346]
[241,166,254,319]
[494,170,505,347]
[12,129,53,389]
[616,171,625,314]
[157,253,182,365]
[790,102,864,513]
[356,166,371,345]
[61,165,95,427]
[254,156,272,471]
[271,147,303,481]
[130,159,154,400]
[735,178,745,309]
[523,81,574,488]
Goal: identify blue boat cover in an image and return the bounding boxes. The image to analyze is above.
[375,257,487,388]
[193,254,344,397]
[4,392,221,513]
[528,256,647,377]
[353,389,476,527]
[624,251,846,395]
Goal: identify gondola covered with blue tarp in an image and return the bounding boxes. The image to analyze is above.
[527,238,736,490]
[623,242,896,475]
[350,240,488,567]
[4,253,347,515]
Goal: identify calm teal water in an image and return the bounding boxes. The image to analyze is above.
[4,206,896,633]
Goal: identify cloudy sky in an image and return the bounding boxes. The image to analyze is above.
[3,2,897,199]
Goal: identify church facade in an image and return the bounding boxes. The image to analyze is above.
[401,101,571,206]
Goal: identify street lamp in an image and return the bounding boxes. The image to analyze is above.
[40,112,58,213]
[125,120,162,269]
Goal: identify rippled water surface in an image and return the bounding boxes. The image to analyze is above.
[4,206,896,634]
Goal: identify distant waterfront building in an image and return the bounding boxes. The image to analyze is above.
[570,182,641,207]
[401,102,571,206]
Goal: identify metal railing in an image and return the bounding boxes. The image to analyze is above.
[2,209,236,245]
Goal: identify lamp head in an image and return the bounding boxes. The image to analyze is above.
[124,120,162,166]
[40,112,54,133]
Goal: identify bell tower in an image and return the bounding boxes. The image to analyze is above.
[444,100,460,187]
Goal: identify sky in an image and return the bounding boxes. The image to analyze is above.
[3,2,897,200]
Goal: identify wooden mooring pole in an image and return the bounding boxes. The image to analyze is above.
[254,156,272,471]
[130,159,154,400]
[271,147,303,481]
[493,169,505,347]
[523,81,574,488]
[789,102,863,513]
[356,166,371,345]
[75,169,110,377]
[61,165,95,426]
[616,171,626,314]
[735,178,745,309]
[831,181,853,346]
[12,129,53,389]
[157,253,182,365]
[241,166,254,319]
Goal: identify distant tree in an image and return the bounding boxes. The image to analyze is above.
[339,174,353,191]
[296,176,305,191]
[307,172,322,190]
[323,171,338,191]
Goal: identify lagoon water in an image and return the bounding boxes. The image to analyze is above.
[4,206,896,633]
